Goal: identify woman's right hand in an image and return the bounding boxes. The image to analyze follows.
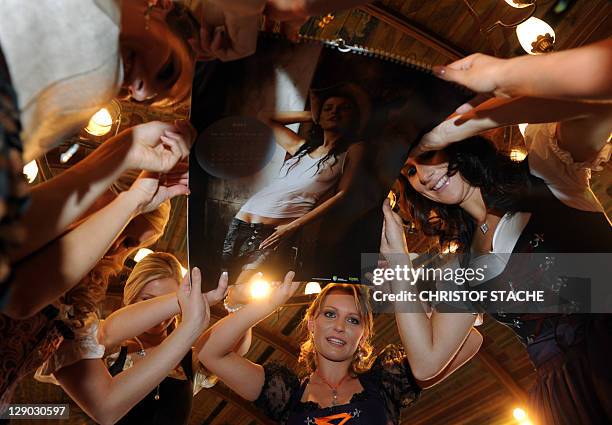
[177,267,210,335]
[259,271,299,312]
[381,199,409,257]
[126,120,195,173]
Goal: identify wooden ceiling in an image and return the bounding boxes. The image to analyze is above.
[14,1,612,424]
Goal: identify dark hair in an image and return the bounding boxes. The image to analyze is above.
[165,3,199,61]
[399,136,531,251]
[285,95,360,175]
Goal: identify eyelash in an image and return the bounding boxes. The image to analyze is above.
[323,310,360,325]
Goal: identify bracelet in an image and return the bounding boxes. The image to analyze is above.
[223,295,244,313]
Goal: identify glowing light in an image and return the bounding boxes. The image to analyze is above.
[518,123,528,137]
[85,108,113,136]
[510,148,527,162]
[504,0,534,8]
[60,143,80,164]
[513,407,527,421]
[250,278,271,300]
[387,191,397,209]
[516,17,555,55]
[23,160,38,183]
[180,265,188,277]
[305,281,322,295]
[519,421,533,425]
[134,248,154,263]
[442,242,459,254]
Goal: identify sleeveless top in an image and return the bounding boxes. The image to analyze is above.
[239,151,348,219]
[253,345,420,425]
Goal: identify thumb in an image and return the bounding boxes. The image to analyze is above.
[433,65,465,85]
[163,184,190,201]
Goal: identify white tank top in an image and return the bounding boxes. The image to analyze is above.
[239,151,348,218]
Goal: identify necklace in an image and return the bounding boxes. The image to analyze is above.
[133,337,161,401]
[479,222,489,235]
[314,371,352,407]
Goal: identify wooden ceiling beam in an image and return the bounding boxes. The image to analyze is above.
[476,350,528,403]
[357,2,466,60]
[196,384,275,425]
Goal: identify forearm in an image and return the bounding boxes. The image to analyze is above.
[259,111,313,126]
[5,191,141,319]
[495,40,612,100]
[445,97,607,142]
[292,191,345,229]
[14,131,132,261]
[99,294,180,348]
[61,324,200,425]
[199,304,268,361]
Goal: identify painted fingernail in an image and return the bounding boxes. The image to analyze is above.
[433,65,445,76]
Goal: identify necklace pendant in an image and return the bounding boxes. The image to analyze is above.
[332,390,338,406]
[480,223,489,235]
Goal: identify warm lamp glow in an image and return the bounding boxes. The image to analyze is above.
[23,160,38,183]
[134,248,154,263]
[519,421,533,425]
[305,281,322,295]
[250,278,271,300]
[442,241,459,254]
[510,148,527,162]
[85,108,113,136]
[513,407,528,421]
[387,191,397,209]
[516,17,555,55]
[504,0,534,8]
[518,123,528,137]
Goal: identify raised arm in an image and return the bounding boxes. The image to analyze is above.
[98,272,228,349]
[434,40,612,100]
[4,172,188,319]
[413,97,612,161]
[54,268,209,425]
[259,142,365,250]
[12,120,194,262]
[257,110,312,155]
[198,272,298,401]
[380,200,477,382]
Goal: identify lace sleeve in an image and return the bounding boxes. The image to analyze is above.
[369,344,421,424]
[254,362,300,422]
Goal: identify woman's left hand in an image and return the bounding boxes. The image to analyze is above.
[380,199,409,257]
[259,222,299,250]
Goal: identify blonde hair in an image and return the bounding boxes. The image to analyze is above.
[63,176,171,324]
[298,284,374,377]
[123,252,182,306]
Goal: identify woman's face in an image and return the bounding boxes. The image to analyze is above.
[404,150,472,205]
[309,292,365,363]
[133,277,179,335]
[319,96,358,135]
[119,1,194,102]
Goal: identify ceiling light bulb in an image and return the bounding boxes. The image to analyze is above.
[513,407,528,421]
[250,278,271,300]
[516,17,555,55]
[134,248,154,263]
[305,281,322,295]
[510,148,527,162]
[85,108,113,136]
[504,0,534,8]
[23,160,38,183]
